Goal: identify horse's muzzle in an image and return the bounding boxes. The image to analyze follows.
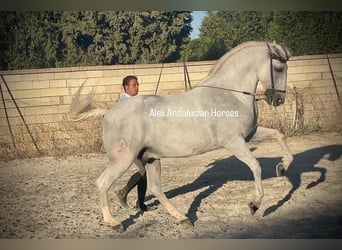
[265,91,285,106]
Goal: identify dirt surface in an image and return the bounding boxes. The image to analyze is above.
[0,132,341,239]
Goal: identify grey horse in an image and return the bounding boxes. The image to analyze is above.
[69,41,293,231]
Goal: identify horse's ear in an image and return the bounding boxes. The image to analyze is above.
[272,40,276,44]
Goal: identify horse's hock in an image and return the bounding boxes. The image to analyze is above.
[0,53,342,159]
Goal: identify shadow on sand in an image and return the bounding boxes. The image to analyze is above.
[161,144,342,223]
[121,144,341,229]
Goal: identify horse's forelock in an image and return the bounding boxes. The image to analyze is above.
[267,43,291,62]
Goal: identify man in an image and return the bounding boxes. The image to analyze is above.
[116,75,149,212]
[117,75,139,103]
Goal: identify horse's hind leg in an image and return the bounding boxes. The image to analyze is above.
[224,136,264,215]
[95,148,135,230]
[145,159,190,225]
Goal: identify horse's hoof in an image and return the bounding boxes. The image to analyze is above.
[276,162,285,177]
[111,223,125,233]
[178,218,193,227]
[248,202,259,215]
[103,221,124,232]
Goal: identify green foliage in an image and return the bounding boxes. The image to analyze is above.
[186,11,342,61]
[268,11,342,55]
[187,11,274,61]
[2,11,341,69]
[0,11,62,69]
[0,11,192,70]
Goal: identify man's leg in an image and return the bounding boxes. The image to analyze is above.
[116,171,142,208]
[136,172,148,211]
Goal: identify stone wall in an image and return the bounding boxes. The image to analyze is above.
[0,54,341,159]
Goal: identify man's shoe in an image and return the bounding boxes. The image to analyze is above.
[135,201,155,212]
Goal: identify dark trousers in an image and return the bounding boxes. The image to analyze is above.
[124,171,147,209]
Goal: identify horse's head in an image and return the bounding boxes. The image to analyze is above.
[257,42,291,106]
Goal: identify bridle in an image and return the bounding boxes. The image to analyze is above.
[264,42,288,98]
[194,43,289,102]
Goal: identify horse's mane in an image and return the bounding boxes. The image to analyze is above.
[208,41,291,77]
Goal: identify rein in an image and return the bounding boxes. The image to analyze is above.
[193,85,265,101]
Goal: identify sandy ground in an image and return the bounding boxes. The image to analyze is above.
[0,132,341,239]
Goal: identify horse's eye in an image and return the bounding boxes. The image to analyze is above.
[274,66,284,73]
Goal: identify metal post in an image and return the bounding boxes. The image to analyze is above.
[0,78,16,149]
[326,54,341,108]
[1,75,41,156]
[154,64,164,95]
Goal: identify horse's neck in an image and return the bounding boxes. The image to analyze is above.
[205,50,260,95]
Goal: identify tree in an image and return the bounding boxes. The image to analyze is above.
[186,11,342,61]
[0,11,62,69]
[56,11,192,66]
[268,11,342,55]
[186,11,274,61]
[0,11,192,70]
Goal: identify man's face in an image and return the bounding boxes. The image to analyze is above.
[124,78,139,96]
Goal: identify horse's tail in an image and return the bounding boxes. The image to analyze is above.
[68,81,107,121]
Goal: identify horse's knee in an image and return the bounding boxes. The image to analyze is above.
[96,174,109,192]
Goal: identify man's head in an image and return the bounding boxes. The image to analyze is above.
[122,75,139,96]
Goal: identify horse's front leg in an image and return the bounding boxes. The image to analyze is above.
[224,136,264,215]
[250,126,293,177]
[145,158,191,225]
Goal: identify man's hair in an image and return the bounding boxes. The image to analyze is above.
[122,75,138,88]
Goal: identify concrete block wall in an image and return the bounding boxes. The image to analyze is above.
[257,53,342,132]
[0,54,341,159]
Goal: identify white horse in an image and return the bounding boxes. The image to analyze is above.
[69,41,293,231]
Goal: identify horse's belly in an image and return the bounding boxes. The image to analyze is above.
[145,120,217,158]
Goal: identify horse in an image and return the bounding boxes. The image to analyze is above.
[68,41,293,231]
